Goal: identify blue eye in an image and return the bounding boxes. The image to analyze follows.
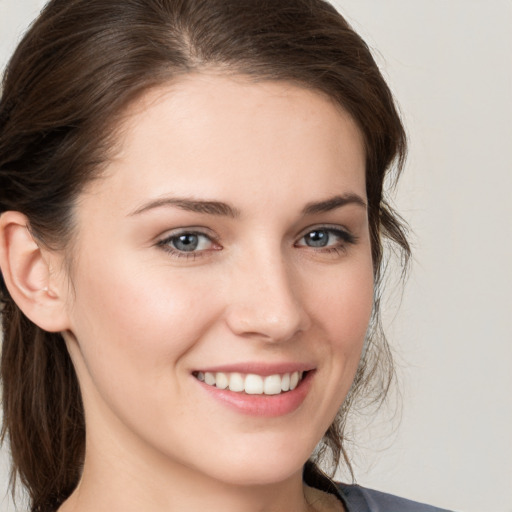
[158,231,216,255]
[297,227,356,250]
[303,230,330,247]
[172,233,200,252]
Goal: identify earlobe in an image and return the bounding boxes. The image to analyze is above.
[0,211,70,332]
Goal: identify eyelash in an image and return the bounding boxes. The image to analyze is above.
[294,226,358,255]
[156,226,357,260]
[156,230,219,260]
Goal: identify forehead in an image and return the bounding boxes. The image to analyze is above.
[82,73,366,214]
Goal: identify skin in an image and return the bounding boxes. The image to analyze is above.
[1,73,374,512]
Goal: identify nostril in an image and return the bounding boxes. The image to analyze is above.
[225,303,310,342]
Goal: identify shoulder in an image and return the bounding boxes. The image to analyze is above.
[336,483,455,512]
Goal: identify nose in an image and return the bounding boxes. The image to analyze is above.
[224,251,311,343]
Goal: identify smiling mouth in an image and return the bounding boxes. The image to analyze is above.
[193,371,307,396]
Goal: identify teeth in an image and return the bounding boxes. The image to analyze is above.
[215,372,229,390]
[290,371,300,391]
[263,375,282,395]
[228,372,244,392]
[281,373,290,391]
[245,374,264,394]
[195,370,305,395]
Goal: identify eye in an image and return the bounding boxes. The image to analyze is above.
[157,230,219,257]
[295,227,356,251]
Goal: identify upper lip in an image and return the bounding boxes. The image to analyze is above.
[193,362,315,376]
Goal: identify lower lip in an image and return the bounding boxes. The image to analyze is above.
[196,371,315,417]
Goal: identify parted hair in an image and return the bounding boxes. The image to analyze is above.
[0,1,409,511]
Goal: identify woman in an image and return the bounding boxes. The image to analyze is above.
[0,1,451,511]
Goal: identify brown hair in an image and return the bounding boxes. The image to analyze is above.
[0,0,409,510]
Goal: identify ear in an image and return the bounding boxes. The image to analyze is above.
[0,211,71,332]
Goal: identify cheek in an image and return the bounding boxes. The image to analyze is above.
[307,256,374,394]
[65,254,228,446]
[313,260,374,341]
[67,252,222,386]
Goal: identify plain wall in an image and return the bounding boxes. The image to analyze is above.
[1,1,511,511]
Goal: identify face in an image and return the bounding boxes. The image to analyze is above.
[61,74,373,487]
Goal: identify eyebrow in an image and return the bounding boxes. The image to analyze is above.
[129,193,366,218]
[301,194,367,215]
[129,197,241,218]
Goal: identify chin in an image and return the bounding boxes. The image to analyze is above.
[208,461,305,488]
[192,435,315,487]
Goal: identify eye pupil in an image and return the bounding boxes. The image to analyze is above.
[173,234,199,252]
[306,230,328,247]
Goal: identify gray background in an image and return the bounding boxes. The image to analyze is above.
[1,1,511,511]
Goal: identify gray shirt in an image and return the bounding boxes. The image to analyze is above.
[336,484,454,512]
